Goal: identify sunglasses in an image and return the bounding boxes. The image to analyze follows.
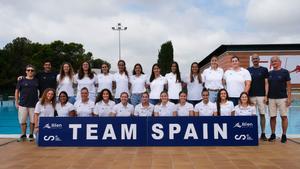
[26,69,34,72]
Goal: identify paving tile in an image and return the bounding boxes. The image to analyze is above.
[0,139,300,169]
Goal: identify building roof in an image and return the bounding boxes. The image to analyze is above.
[199,44,300,67]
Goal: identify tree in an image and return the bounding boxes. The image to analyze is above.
[157,41,174,75]
[90,58,111,69]
[0,37,109,94]
[0,37,36,88]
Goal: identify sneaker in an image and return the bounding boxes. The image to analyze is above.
[268,133,276,142]
[17,134,27,142]
[260,133,267,141]
[281,134,287,143]
[28,134,34,142]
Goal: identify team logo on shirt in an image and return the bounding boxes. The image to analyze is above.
[233,122,253,128]
[43,123,63,129]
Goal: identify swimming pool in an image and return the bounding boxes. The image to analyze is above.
[0,100,300,136]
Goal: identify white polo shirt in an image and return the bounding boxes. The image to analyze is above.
[202,67,224,90]
[165,73,182,99]
[74,74,98,100]
[224,68,251,98]
[194,101,217,116]
[148,75,167,99]
[56,74,75,97]
[129,74,147,94]
[34,101,55,117]
[74,100,95,117]
[154,101,176,117]
[175,102,194,116]
[234,105,256,116]
[55,102,75,117]
[134,103,154,116]
[113,72,129,98]
[94,100,115,117]
[219,101,234,116]
[97,73,114,93]
[112,103,134,117]
[183,74,203,101]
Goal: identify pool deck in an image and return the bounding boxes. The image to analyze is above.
[0,139,299,169]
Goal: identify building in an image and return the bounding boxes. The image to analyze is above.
[199,44,300,89]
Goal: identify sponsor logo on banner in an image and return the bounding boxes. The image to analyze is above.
[234,134,253,141]
[43,135,62,142]
[233,122,253,128]
[43,123,63,129]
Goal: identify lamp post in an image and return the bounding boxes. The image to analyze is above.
[112,23,127,60]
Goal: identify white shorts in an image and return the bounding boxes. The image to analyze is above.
[18,106,35,124]
[250,96,266,115]
[268,98,288,117]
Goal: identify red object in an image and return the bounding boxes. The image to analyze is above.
[290,65,300,73]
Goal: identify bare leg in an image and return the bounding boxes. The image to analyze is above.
[30,123,34,135]
[21,123,27,135]
[260,114,266,133]
[281,116,288,135]
[270,116,276,134]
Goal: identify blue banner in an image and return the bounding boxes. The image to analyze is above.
[38,116,258,146]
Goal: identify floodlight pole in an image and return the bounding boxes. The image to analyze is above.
[112,23,127,60]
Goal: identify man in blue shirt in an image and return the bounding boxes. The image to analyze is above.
[15,65,39,141]
[36,61,57,97]
[248,54,269,141]
[268,56,291,143]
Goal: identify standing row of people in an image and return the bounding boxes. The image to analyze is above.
[15,54,291,143]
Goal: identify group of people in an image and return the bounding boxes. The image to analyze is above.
[15,54,291,143]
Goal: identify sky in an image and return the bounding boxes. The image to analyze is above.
[1,0,300,74]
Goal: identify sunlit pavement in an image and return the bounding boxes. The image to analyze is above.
[0,139,300,169]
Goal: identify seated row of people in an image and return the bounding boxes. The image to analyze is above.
[35,88,256,119]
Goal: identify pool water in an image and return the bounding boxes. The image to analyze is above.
[0,100,300,136]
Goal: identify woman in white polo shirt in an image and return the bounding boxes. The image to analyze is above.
[94,89,115,117]
[216,89,234,116]
[154,91,176,117]
[202,56,224,103]
[147,64,167,105]
[234,92,256,116]
[165,62,183,104]
[34,88,56,142]
[112,92,134,117]
[74,87,95,117]
[175,91,194,116]
[223,55,251,106]
[97,63,114,94]
[184,62,203,106]
[113,60,130,104]
[55,91,75,117]
[56,62,76,104]
[194,89,217,116]
[134,92,154,116]
[130,63,147,106]
[74,61,98,102]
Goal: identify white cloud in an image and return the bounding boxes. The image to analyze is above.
[0,0,300,74]
[222,0,242,7]
[246,0,300,34]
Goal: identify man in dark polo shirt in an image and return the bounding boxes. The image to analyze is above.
[36,61,57,97]
[15,65,39,141]
[268,56,291,143]
[247,54,269,141]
